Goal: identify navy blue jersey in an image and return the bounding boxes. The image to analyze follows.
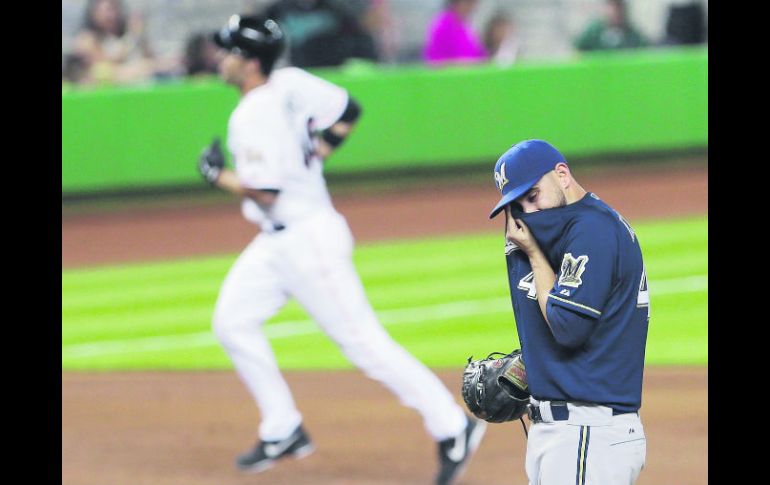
[505,192,649,413]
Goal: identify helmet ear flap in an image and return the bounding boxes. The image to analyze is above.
[212,31,225,48]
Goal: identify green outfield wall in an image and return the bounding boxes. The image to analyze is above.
[62,46,707,194]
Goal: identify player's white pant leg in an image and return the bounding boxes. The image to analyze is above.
[213,235,302,441]
[587,414,646,484]
[285,211,467,441]
[524,420,554,485]
[526,421,595,485]
[525,408,646,485]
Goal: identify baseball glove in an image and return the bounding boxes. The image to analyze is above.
[461,350,530,423]
[198,137,225,185]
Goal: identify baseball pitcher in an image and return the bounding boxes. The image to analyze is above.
[196,14,485,485]
[489,140,649,484]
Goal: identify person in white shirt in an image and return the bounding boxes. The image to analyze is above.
[197,14,486,485]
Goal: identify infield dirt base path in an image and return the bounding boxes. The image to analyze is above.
[62,368,707,485]
[62,159,708,485]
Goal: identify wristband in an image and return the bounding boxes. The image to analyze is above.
[321,129,345,148]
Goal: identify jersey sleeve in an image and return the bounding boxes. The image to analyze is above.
[545,304,597,348]
[287,68,349,130]
[547,214,617,319]
[228,115,289,190]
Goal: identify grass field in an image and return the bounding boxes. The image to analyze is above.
[62,215,707,370]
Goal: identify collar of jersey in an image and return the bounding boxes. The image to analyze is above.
[515,192,595,250]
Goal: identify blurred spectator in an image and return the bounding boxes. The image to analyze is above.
[574,0,649,52]
[262,0,378,68]
[183,33,221,77]
[483,12,520,66]
[361,0,400,64]
[62,53,93,86]
[71,0,159,84]
[423,0,487,65]
[660,2,707,46]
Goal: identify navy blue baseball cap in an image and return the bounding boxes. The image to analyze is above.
[489,139,567,218]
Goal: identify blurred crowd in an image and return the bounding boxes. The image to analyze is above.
[62,0,707,89]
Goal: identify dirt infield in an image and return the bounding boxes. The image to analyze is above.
[62,367,707,485]
[62,159,708,485]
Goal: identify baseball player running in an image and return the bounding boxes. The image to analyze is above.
[196,14,486,485]
[489,140,649,484]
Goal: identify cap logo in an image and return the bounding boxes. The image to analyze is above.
[494,162,509,192]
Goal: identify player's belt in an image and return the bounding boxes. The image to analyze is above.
[527,402,636,423]
[527,402,569,423]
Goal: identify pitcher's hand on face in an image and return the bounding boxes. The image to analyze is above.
[504,205,540,256]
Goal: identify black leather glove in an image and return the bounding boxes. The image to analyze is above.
[198,137,225,185]
[461,350,530,423]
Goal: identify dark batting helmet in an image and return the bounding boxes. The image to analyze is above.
[213,14,285,74]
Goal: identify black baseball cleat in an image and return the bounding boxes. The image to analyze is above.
[435,417,487,485]
[236,425,315,473]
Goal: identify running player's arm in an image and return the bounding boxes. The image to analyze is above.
[314,96,361,160]
[290,68,362,161]
[214,170,278,208]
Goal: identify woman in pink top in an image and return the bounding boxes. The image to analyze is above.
[423,0,488,65]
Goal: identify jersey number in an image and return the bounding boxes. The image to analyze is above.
[637,266,650,320]
[612,209,636,242]
[517,272,538,300]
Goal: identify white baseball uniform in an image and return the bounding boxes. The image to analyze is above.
[212,67,467,442]
[525,400,646,484]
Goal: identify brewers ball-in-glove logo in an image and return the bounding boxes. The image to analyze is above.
[494,162,509,192]
[558,253,589,288]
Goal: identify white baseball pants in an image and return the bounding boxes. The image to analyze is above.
[213,209,467,442]
[525,400,646,485]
